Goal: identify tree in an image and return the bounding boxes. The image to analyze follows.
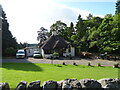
[66,22,75,42]
[115,0,120,14]
[75,14,88,51]
[37,27,48,44]
[84,16,103,52]
[50,20,67,32]
[75,15,84,41]
[110,14,120,53]
[2,9,18,56]
[87,27,99,52]
[50,20,67,39]
[86,13,93,20]
[17,42,28,49]
[97,15,114,53]
[47,1,120,55]
[5,47,16,56]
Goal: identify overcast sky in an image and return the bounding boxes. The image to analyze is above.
[1,0,116,44]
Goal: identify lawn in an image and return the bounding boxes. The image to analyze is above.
[0,63,119,88]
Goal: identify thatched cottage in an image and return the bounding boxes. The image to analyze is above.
[39,31,75,58]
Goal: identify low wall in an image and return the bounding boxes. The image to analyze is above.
[0,78,120,90]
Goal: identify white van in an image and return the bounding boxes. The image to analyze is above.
[16,50,25,59]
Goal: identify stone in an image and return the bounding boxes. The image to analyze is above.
[0,83,2,90]
[43,80,58,90]
[61,79,82,90]
[57,80,64,90]
[98,78,120,89]
[27,80,41,90]
[79,79,102,88]
[15,80,27,90]
[0,83,10,90]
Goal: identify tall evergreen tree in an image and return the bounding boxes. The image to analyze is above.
[86,13,93,20]
[115,0,120,14]
[75,14,88,51]
[67,22,75,42]
[2,9,17,56]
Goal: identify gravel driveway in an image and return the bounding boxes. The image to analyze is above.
[1,57,120,66]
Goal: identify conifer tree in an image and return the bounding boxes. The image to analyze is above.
[115,0,120,14]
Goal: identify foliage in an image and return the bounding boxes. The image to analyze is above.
[87,62,91,66]
[50,20,67,33]
[42,1,119,55]
[113,63,119,68]
[97,63,101,67]
[2,9,18,56]
[115,0,120,14]
[52,52,59,57]
[50,20,67,40]
[73,62,77,65]
[4,47,16,56]
[37,27,48,44]
[17,42,28,49]
[86,13,93,20]
[62,62,66,65]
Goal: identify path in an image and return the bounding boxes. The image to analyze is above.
[1,57,120,66]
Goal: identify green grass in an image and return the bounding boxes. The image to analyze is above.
[0,63,119,88]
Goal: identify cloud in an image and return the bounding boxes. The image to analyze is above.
[1,0,103,43]
[53,0,115,2]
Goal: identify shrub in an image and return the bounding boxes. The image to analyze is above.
[53,52,59,56]
[62,62,66,65]
[113,63,119,68]
[52,52,59,59]
[97,63,101,66]
[73,62,77,65]
[5,47,16,56]
[88,62,91,66]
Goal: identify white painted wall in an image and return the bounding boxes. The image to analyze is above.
[63,49,70,57]
[63,46,75,57]
[26,47,40,57]
[41,49,45,58]
[41,49,53,58]
[44,54,53,58]
[26,48,34,57]
[41,46,75,58]
[70,47,75,56]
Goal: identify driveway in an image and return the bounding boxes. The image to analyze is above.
[1,57,120,66]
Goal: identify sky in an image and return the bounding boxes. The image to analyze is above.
[0,0,116,44]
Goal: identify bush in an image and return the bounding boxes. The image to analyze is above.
[62,62,66,65]
[113,63,119,68]
[97,63,101,66]
[52,52,59,59]
[53,52,59,56]
[5,47,16,56]
[88,62,91,66]
[73,62,77,65]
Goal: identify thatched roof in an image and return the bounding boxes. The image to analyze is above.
[41,35,69,50]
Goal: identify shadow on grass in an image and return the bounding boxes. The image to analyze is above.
[2,59,43,71]
[118,68,120,79]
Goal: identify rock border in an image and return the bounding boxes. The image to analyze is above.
[0,78,120,90]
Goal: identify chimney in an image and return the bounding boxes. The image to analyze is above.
[52,31,58,35]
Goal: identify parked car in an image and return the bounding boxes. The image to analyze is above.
[16,50,25,59]
[33,51,42,58]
